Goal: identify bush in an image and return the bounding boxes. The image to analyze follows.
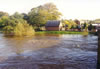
[14,22,35,36]
[88,24,93,31]
[3,26,14,34]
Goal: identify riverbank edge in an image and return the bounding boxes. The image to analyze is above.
[0,30,97,35]
[36,31,83,34]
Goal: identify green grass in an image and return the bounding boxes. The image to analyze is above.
[36,31,83,34]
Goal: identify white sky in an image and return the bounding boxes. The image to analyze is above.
[0,0,100,20]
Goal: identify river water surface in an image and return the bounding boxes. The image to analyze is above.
[0,34,98,69]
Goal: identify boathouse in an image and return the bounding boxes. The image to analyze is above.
[45,20,63,31]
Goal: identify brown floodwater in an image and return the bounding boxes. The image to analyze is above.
[0,33,98,69]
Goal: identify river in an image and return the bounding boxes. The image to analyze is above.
[0,33,98,69]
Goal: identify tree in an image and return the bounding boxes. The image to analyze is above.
[28,9,50,27]
[11,12,24,19]
[62,19,77,30]
[74,19,80,25]
[88,23,93,31]
[0,11,9,18]
[2,16,35,36]
[14,22,34,36]
[28,3,62,30]
[0,12,9,28]
[43,3,62,20]
[22,13,29,21]
[1,16,17,34]
[83,23,87,29]
[1,14,28,34]
[0,16,15,34]
[0,16,9,28]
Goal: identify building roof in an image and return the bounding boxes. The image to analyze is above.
[92,23,100,27]
[46,20,61,27]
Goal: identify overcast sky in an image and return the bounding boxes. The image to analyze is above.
[0,0,100,20]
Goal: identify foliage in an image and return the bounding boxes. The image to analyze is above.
[71,25,76,29]
[28,3,62,29]
[62,20,77,29]
[0,13,35,36]
[0,11,9,18]
[82,23,88,32]
[83,23,87,29]
[0,16,9,27]
[28,9,49,27]
[42,3,62,20]
[0,3,62,32]
[14,22,35,36]
[3,26,14,34]
[0,16,16,33]
[11,12,24,19]
[88,23,93,31]
[0,12,25,27]
[22,13,29,20]
[74,19,80,25]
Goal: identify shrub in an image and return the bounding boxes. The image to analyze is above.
[14,21,35,36]
[3,26,14,34]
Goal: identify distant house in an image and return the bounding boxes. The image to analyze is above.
[92,23,100,27]
[45,20,63,31]
[80,20,89,25]
[88,23,100,32]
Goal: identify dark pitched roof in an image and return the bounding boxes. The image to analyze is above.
[46,20,61,27]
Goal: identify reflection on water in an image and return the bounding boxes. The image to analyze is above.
[0,34,61,56]
[0,33,98,69]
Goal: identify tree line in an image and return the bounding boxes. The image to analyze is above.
[62,19,97,32]
[0,3,62,36]
[0,3,62,30]
[0,3,98,36]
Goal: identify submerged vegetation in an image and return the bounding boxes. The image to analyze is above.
[3,22,34,36]
[14,22,34,36]
[1,16,35,36]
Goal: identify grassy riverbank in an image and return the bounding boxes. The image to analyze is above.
[0,30,96,35]
[36,31,83,34]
